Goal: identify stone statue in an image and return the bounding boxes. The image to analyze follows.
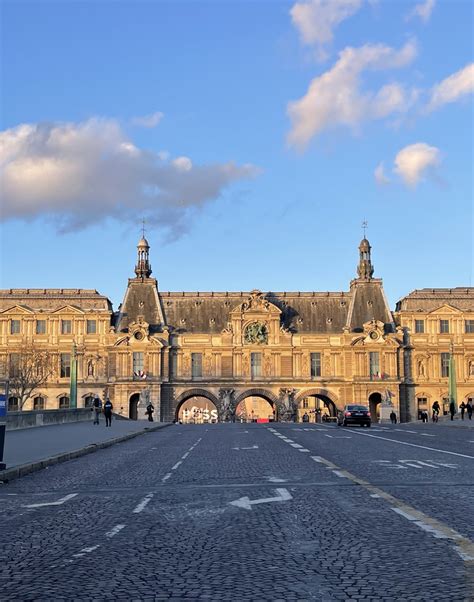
[218,388,235,422]
[278,388,297,422]
[87,358,95,377]
[417,358,425,377]
[244,322,268,345]
[469,360,474,376]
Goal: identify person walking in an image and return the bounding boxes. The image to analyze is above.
[432,400,440,423]
[459,401,466,420]
[390,411,397,424]
[146,402,154,422]
[467,400,473,420]
[104,398,113,427]
[421,410,428,423]
[449,399,456,421]
[93,396,102,425]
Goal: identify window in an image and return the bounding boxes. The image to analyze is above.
[86,319,97,334]
[441,352,450,377]
[251,352,262,379]
[133,352,144,375]
[465,320,474,334]
[36,320,46,335]
[310,352,321,377]
[417,397,428,419]
[61,320,72,334]
[10,320,20,335]
[369,352,380,380]
[303,399,308,409]
[60,353,71,378]
[414,319,425,334]
[8,396,19,411]
[9,353,20,378]
[191,353,202,379]
[59,396,70,409]
[440,319,449,334]
[84,395,95,408]
[33,396,45,410]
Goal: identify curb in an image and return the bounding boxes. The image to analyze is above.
[0,422,173,484]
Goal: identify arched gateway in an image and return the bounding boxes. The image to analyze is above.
[234,388,279,423]
[175,389,219,423]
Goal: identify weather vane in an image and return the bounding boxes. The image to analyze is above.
[362,220,368,238]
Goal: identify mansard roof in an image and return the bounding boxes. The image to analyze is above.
[0,289,113,312]
[159,285,393,334]
[395,288,474,313]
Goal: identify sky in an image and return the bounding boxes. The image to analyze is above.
[1,0,473,310]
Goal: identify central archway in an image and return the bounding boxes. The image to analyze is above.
[295,389,338,423]
[234,389,278,423]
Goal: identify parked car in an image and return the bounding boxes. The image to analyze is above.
[337,404,371,427]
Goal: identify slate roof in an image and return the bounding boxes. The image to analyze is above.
[0,289,113,312]
[395,288,474,313]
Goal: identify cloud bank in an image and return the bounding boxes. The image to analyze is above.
[407,0,436,23]
[427,63,474,111]
[0,118,259,233]
[393,142,441,187]
[287,40,418,149]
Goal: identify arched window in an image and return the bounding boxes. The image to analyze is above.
[8,396,19,411]
[84,395,95,408]
[59,396,70,409]
[33,396,45,410]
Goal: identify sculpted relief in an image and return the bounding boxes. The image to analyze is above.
[244,322,268,345]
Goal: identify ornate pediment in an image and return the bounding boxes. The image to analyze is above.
[231,290,281,316]
[427,304,462,315]
[50,305,85,315]
[0,304,34,315]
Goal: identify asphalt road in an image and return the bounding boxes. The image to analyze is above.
[1,421,473,601]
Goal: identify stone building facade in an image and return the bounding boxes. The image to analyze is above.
[1,236,473,422]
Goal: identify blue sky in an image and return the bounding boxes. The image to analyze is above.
[1,0,473,309]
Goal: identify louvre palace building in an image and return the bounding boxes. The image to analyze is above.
[1,236,473,423]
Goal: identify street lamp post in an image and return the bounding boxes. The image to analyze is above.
[0,380,9,470]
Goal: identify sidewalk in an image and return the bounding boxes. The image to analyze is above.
[1,418,171,482]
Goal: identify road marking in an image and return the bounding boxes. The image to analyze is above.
[172,461,182,470]
[229,488,292,511]
[349,430,474,459]
[232,445,259,450]
[105,524,126,538]
[314,454,474,563]
[73,544,101,558]
[325,434,333,438]
[23,493,78,508]
[332,470,347,478]
[370,494,381,498]
[290,443,303,448]
[298,448,310,452]
[281,438,294,443]
[265,476,286,483]
[420,434,436,437]
[133,493,153,514]
[181,452,189,459]
[162,473,172,482]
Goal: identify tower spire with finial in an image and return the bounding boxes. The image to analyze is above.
[357,221,374,280]
[135,220,152,279]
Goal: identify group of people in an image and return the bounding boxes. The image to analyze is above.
[92,396,114,426]
[422,399,473,423]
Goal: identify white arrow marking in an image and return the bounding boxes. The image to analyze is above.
[24,493,78,508]
[232,445,259,450]
[229,488,292,510]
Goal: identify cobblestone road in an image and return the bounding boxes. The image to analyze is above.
[1,422,473,600]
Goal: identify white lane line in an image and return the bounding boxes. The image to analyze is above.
[420,434,436,437]
[349,431,474,459]
[181,452,190,459]
[413,460,441,469]
[298,448,310,453]
[162,473,172,482]
[78,545,101,554]
[325,435,333,438]
[105,524,126,538]
[332,470,347,478]
[133,493,153,514]
[391,507,418,521]
[290,443,303,448]
[172,461,182,470]
[370,494,381,498]
[23,493,78,509]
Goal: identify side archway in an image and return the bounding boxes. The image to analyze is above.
[175,389,220,422]
[295,388,339,421]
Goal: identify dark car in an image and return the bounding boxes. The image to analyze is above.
[337,404,371,427]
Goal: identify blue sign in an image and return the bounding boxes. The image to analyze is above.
[0,394,6,418]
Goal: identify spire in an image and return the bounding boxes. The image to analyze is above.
[134,229,152,279]
[357,237,374,280]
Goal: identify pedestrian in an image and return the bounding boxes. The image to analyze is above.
[390,411,397,424]
[459,401,466,420]
[93,396,102,425]
[449,399,456,421]
[467,400,473,420]
[146,402,154,422]
[432,400,440,423]
[104,398,113,427]
[302,412,309,423]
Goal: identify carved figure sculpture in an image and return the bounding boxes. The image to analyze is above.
[417,358,425,377]
[278,388,297,422]
[218,388,235,422]
[244,322,268,345]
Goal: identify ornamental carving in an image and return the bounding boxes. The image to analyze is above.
[241,289,270,311]
[244,322,268,345]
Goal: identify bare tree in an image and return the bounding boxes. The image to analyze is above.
[6,346,55,410]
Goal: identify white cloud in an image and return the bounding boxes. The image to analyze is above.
[0,118,259,233]
[393,142,441,187]
[287,40,417,148]
[407,0,435,23]
[374,162,390,185]
[290,0,363,57]
[427,63,474,111]
[131,111,164,128]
